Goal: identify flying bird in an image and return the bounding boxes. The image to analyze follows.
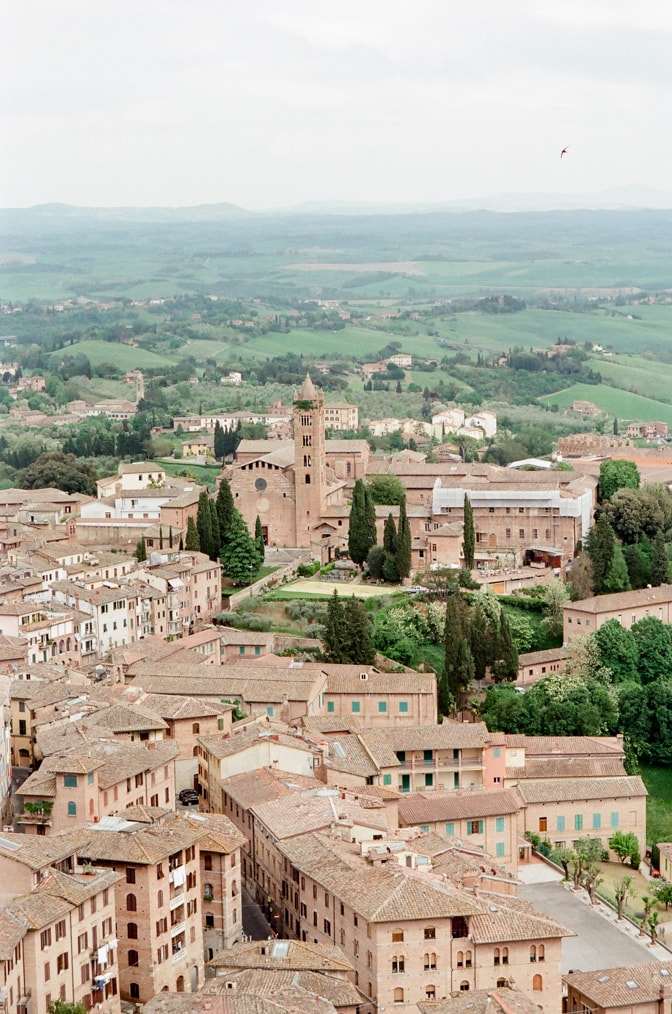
[560,146,569,159]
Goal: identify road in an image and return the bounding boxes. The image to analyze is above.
[241,884,274,940]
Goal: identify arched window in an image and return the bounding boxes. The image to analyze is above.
[128,950,139,967]
[460,981,470,992]
[502,947,509,965]
[157,890,163,908]
[192,745,198,757]
[424,953,437,970]
[465,949,472,968]
[130,984,140,1000]
[493,947,500,965]
[231,880,238,897]
[204,854,212,871]
[533,974,543,991]
[393,988,404,1004]
[425,986,436,1000]
[127,923,138,939]
[192,723,200,734]
[126,894,137,912]
[392,955,404,973]
[497,978,507,988]
[204,883,214,900]
[538,943,545,962]
[457,950,464,967]
[530,944,537,962]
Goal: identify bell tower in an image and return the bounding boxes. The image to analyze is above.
[294,373,326,547]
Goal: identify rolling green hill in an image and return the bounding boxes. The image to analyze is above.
[540,382,672,425]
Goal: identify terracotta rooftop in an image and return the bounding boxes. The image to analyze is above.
[417,988,545,1013]
[0,908,28,959]
[209,937,353,973]
[517,775,647,805]
[564,960,672,1005]
[398,789,521,826]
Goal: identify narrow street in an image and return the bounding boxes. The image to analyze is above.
[241,884,275,940]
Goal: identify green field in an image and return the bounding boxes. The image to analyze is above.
[590,354,672,405]
[640,764,672,846]
[48,339,179,370]
[539,382,672,426]
[160,459,221,488]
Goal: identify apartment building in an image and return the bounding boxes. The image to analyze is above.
[190,812,247,960]
[320,665,437,727]
[49,581,137,655]
[278,832,569,1012]
[0,908,26,1014]
[484,734,627,790]
[17,739,178,835]
[563,584,672,642]
[197,724,322,811]
[516,775,647,858]
[76,815,207,1002]
[397,789,522,873]
[141,694,233,792]
[324,403,359,432]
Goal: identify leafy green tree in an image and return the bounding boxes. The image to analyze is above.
[646,679,672,763]
[462,494,475,570]
[655,883,672,910]
[571,837,607,891]
[505,612,535,654]
[135,535,147,563]
[19,451,98,496]
[395,497,412,579]
[585,515,616,595]
[609,830,641,868]
[366,545,386,580]
[594,620,639,683]
[366,474,406,505]
[650,533,670,587]
[219,509,259,585]
[49,1002,87,1014]
[541,579,570,638]
[348,479,377,565]
[568,552,595,601]
[598,459,640,502]
[185,516,200,551]
[631,617,672,684]
[614,875,633,920]
[617,683,651,758]
[216,478,235,547]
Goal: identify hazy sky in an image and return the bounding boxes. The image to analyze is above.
[2,0,671,209]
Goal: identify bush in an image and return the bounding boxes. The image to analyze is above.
[235,596,265,613]
[297,560,320,578]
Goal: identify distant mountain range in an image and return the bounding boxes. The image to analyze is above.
[2,186,672,222]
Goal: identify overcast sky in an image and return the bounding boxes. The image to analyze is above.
[2,0,671,209]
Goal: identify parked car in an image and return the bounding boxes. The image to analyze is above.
[178,789,199,805]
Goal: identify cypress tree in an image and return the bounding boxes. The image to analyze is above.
[469,603,490,682]
[185,516,200,551]
[650,533,670,587]
[254,515,265,571]
[624,544,646,590]
[395,497,412,580]
[348,479,377,565]
[462,494,475,570]
[491,612,518,683]
[343,598,376,665]
[585,515,616,595]
[323,591,349,663]
[208,497,221,561]
[135,535,147,562]
[603,542,632,593]
[383,514,397,556]
[159,526,164,550]
[169,525,174,548]
[219,509,258,585]
[214,420,227,461]
[441,594,468,716]
[216,478,235,547]
[178,536,184,551]
[197,490,215,559]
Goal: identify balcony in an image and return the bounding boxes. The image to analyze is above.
[172,947,187,964]
[170,920,185,938]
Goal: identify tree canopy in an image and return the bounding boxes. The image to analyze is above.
[19,451,98,495]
